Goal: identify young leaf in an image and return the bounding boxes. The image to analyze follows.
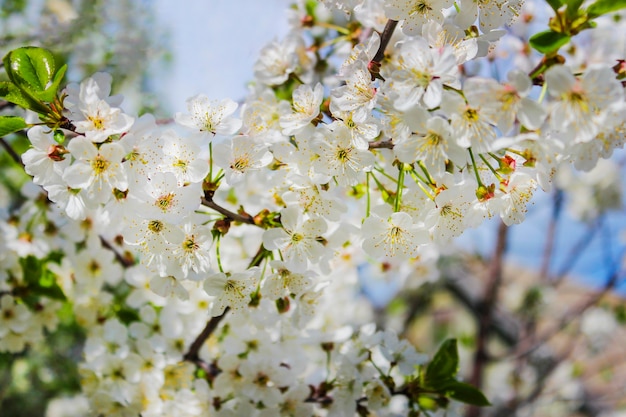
[0,116,28,138]
[587,0,626,18]
[3,47,56,93]
[37,64,67,103]
[0,81,49,114]
[529,30,571,54]
[423,339,459,388]
[441,381,491,407]
[546,0,563,12]
[565,0,584,18]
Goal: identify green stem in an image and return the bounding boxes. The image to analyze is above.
[479,154,502,180]
[468,148,484,187]
[416,160,435,185]
[216,235,224,273]
[394,166,405,212]
[373,165,397,182]
[315,21,351,35]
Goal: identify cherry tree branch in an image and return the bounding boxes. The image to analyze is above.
[368,139,394,149]
[368,19,398,81]
[183,244,269,370]
[99,236,135,268]
[466,220,508,417]
[183,308,230,365]
[372,19,398,63]
[539,189,563,281]
[0,137,24,167]
[201,193,256,225]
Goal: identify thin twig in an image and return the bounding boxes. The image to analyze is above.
[466,220,508,417]
[99,236,134,268]
[498,265,622,362]
[539,189,562,281]
[201,196,255,225]
[0,137,24,167]
[553,216,602,286]
[368,139,394,149]
[183,308,230,364]
[372,19,398,63]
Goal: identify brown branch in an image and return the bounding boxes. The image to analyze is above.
[201,195,255,225]
[368,19,398,81]
[372,19,398,63]
[368,139,394,149]
[499,268,621,363]
[552,216,602,286]
[539,189,562,281]
[183,245,268,369]
[466,220,509,417]
[183,308,229,364]
[0,137,24,167]
[99,236,135,268]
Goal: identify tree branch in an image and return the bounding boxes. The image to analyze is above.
[368,19,398,81]
[201,194,255,225]
[183,308,229,365]
[0,137,24,167]
[368,139,394,149]
[539,189,563,281]
[466,220,508,417]
[372,19,398,63]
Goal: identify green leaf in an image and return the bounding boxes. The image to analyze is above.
[21,255,43,286]
[441,381,491,407]
[565,0,585,18]
[19,255,67,302]
[546,0,563,12]
[36,63,67,102]
[0,116,27,138]
[4,47,56,93]
[529,30,571,54]
[0,81,48,113]
[424,339,459,388]
[587,0,626,18]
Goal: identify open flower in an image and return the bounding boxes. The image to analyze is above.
[262,206,329,272]
[362,212,427,259]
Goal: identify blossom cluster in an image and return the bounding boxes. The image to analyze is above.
[2,0,626,416]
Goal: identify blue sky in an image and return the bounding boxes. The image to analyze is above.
[150,1,626,292]
[153,0,292,112]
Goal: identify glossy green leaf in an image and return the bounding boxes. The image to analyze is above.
[0,81,48,113]
[546,0,563,12]
[36,63,67,102]
[4,47,56,93]
[587,0,626,18]
[442,381,491,406]
[0,116,27,138]
[424,339,459,388]
[565,0,585,18]
[529,30,571,54]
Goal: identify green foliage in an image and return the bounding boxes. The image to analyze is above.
[423,339,460,388]
[0,116,27,138]
[408,339,491,410]
[0,46,68,131]
[565,0,585,19]
[19,255,67,307]
[0,0,27,15]
[587,0,626,18]
[545,0,563,12]
[0,321,84,416]
[529,30,571,54]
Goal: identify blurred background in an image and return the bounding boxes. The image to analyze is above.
[1,0,626,416]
